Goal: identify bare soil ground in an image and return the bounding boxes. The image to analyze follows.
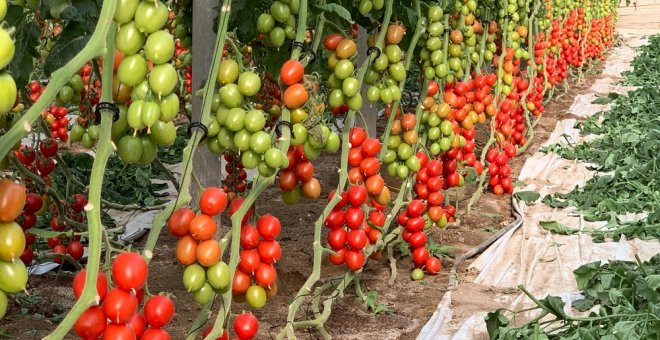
[0,64,605,340]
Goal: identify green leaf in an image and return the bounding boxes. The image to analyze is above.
[43,21,94,76]
[28,228,71,239]
[612,321,640,338]
[644,275,660,290]
[316,3,351,22]
[540,296,567,318]
[5,5,40,91]
[485,309,509,339]
[591,96,613,105]
[514,191,541,204]
[574,261,602,290]
[539,220,579,235]
[572,297,597,311]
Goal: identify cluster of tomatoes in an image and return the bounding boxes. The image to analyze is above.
[325,185,380,272]
[363,24,407,106]
[47,193,88,265]
[383,110,422,179]
[221,152,249,196]
[346,128,391,205]
[168,187,229,305]
[324,34,362,114]
[396,200,442,279]
[280,59,308,111]
[495,75,529,147]
[256,0,299,48]
[0,179,30,320]
[278,145,322,204]
[43,106,70,142]
[73,253,176,339]
[486,145,517,195]
[413,158,454,228]
[234,214,281,309]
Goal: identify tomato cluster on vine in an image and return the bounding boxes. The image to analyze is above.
[397,200,442,277]
[72,253,176,339]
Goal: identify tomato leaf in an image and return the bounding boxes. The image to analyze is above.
[513,191,540,204]
[315,3,352,23]
[43,21,94,76]
[4,5,40,92]
[539,220,579,235]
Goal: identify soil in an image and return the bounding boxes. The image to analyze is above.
[0,66,605,340]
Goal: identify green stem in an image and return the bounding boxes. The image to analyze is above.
[43,20,117,340]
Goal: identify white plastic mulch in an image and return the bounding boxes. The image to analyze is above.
[418,33,660,340]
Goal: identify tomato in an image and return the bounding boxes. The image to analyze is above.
[0,259,28,293]
[257,240,281,264]
[72,270,108,302]
[412,247,430,267]
[0,222,25,261]
[103,288,138,323]
[19,247,33,265]
[114,0,139,23]
[282,83,308,109]
[327,228,347,249]
[234,313,259,340]
[73,307,107,339]
[238,71,261,96]
[117,54,148,87]
[217,60,239,85]
[141,327,171,340]
[324,210,345,229]
[257,214,281,241]
[257,13,275,33]
[144,30,175,64]
[294,162,314,182]
[384,45,402,63]
[246,285,267,309]
[200,187,228,216]
[67,240,84,260]
[127,314,147,339]
[0,28,14,70]
[335,39,357,59]
[239,249,261,274]
[347,229,367,250]
[168,207,195,237]
[134,0,168,34]
[324,33,344,51]
[112,252,148,291]
[197,239,221,267]
[0,73,17,115]
[281,187,301,205]
[183,263,206,292]
[425,257,442,274]
[301,177,321,199]
[103,323,137,340]
[149,63,177,97]
[250,131,271,154]
[39,138,58,158]
[411,268,424,281]
[144,295,175,328]
[280,60,304,86]
[360,158,380,177]
[115,21,146,55]
[268,27,286,47]
[333,59,354,80]
[189,214,218,241]
[345,250,365,271]
[36,158,55,176]
[386,24,405,44]
[344,207,364,230]
[347,185,367,207]
[207,261,230,290]
[270,0,290,23]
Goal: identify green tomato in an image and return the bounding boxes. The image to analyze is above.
[81,133,95,148]
[327,74,342,89]
[117,135,143,164]
[281,187,301,205]
[117,54,148,87]
[383,150,397,164]
[325,132,340,153]
[334,59,355,80]
[70,124,86,143]
[258,162,277,177]
[141,101,161,129]
[328,89,345,108]
[144,30,175,64]
[270,1,290,23]
[389,85,402,101]
[224,108,246,132]
[364,68,379,85]
[379,88,393,104]
[372,0,384,9]
[427,5,443,21]
[238,71,261,97]
[139,137,158,164]
[0,28,15,70]
[58,85,74,103]
[250,131,271,154]
[303,140,321,160]
[115,21,145,55]
[264,148,283,168]
[87,125,100,140]
[207,136,224,154]
[134,1,169,33]
[246,285,267,309]
[429,142,441,156]
[233,129,252,152]
[219,84,244,108]
[405,155,421,172]
[396,164,409,178]
[426,37,442,51]
[217,60,239,85]
[411,268,424,281]
[386,162,398,177]
[427,113,441,128]
[387,135,401,150]
[241,150,260,169]
[0,259,27,293]
[439,137,451,151]
[150,120,177,146]
[428,126,441,140]
[290,123,307,146]
[440,120,453,135]
[257,13,275,33]
[183,263,206,292]
[358,0,372,15]
[114,0,139,23]
[366,86,380,102]
[207,120,221,137]
[0,73,17,115]
[384,45,402,63]
[373,54,389,71]
[346,94,362,111]
[397,143,413,160]
[244,109,266,132]
[159,93,180,122]
[207,261,230,290]
[131,80,150,101]
[268,27,286,47]
[193,283,215,304]
[284,26,295,40]
[342,77,360,97]
[149,63,177,97]
[68,74,84,92]
[127,100,145,130]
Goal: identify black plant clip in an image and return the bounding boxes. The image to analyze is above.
[187,121,209,142]
[275,120,295,139]
[289,41,306,53]
[367,46,382,60]
[94,102,120,124]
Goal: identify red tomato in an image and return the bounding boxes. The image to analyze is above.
[425,257,442,274]
[189,214,218,241]
[144,295,175,328]
[73,306,107,339]
[255,263,277,288]
[240,224,260,249]
[324,33,344,51]
[239,249,261,274]
[360,138,381,157]
[412,247,430,267]
[199,187,228,216]
[127,313,147,338]
[282,83,308,109]
[349,127,366,147]
[112,252,148,291]
[347,185,367,207]
[141,327,171,340]
[256,214,281,241]
[347,229,367,250]
[67,240,84,260]
[257,240,281,264]
[280,60,304,86]
[103,323,137,340]
[167,207,195,238]
[103,288,138,323]
[345,250,365,271]
[234,313,259,340]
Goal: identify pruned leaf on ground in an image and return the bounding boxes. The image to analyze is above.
[539,220,579,235]
[514,191,541,204]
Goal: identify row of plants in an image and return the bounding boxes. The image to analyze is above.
[0,0,622,338]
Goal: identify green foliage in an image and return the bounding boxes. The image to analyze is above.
[487,255,660,339]
[4,5,40,91]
